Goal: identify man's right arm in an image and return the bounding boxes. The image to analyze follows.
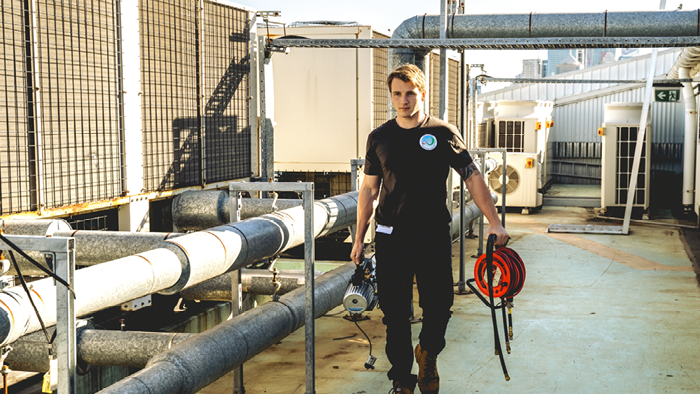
[350,174,380,264]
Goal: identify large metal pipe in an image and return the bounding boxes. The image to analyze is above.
[96,262,355,394]
[6,324,196,372]
[0,222,185,274]
[181,268,325,300]
[679,67,697,210]
[172,191,303,231]
[0,192,357,346]
[0,219,73,275]
[667,47,700,79]
[390,11,700,71]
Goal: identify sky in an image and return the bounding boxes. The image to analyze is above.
[233,0,700,92]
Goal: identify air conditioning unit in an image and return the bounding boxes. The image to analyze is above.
[494,100,552,154]
[600,103,651,211]
[487,153,543,214]
[477,101,496,148]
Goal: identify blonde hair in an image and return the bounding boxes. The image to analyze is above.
[387,64,426,94]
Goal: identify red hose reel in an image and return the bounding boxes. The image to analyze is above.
[473,246,526,299]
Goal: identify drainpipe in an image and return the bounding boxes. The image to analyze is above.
[0,192,357,346]
[679,67,697,212]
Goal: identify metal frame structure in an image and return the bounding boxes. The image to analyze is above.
[228,182,316,394]
[271,37,700,51]
[0,235,75,393]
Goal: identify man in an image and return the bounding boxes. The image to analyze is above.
[350,64,508,394]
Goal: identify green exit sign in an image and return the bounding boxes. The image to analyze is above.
[655,89,681,102]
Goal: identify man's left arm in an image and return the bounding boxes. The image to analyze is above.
[456,163,509,246]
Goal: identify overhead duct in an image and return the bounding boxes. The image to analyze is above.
[0,192,357,346]
[389,11,700,79]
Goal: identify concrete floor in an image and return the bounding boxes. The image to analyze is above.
[199,205,700,394]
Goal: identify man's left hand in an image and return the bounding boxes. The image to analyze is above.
[486,224,509,246]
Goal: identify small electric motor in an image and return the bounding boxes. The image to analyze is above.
[343,255,378,316]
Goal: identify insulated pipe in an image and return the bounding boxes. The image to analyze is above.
[96,263,355,394]
[6,325,196,372]
[0,219,72,275]
[0,222,184,274]
[390,11,700,73]
[0,192,358,346]
[667,47,700,78]
[679,67,697,208]
[172,191,303,231]
[180,268,325,300]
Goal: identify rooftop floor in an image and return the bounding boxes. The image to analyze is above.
[199,204,700,394]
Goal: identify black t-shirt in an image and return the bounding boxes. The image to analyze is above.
[364,115,473,227]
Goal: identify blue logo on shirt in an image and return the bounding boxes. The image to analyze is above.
[419,134,437,151]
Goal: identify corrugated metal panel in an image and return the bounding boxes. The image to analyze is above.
[429,53,460,126]
[0,0,35,215]
[552,88,683,145]
[480,49,681,103]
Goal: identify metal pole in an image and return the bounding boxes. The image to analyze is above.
[53,239,76,394]
[303,187,315,394]
[457,53,468,294]
[229,189,244,394]
[349,159,365,243]
[623,0,665,234]
[478,153,486,257]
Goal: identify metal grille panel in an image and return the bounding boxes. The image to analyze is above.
[497,120,525,152]
[615,126,647,205]
[0,0,34,214]
[372,31,389,129]
[140,0,200,191]
[202,1,250,183]
[35,0,124,208]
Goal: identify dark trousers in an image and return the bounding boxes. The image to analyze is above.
[374,222,454,383]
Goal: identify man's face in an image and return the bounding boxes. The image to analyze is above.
[390,78,425,120]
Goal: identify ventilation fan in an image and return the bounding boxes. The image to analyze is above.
[489,164,520,195]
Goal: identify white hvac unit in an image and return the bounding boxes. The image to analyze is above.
[487,153,543,214]
[477,101,496,148]
[494,100,552,154]
[601,103,651,211]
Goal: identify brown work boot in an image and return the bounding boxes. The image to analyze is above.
[415,344,439,394]
[390,381,415,394]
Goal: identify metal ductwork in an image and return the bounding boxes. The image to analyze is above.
[0,192,358,346]
[389,10,700,78]
[95,262,355,394]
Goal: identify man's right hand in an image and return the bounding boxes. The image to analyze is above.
[350,241,364,265]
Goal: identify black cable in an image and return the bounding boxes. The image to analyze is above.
[7,251,54,349]
[0,233,75,296]
[352,316,372,356]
